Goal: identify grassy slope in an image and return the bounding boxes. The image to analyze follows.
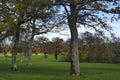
[0,54,120,80]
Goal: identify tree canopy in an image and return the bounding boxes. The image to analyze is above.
[0,0,120,76]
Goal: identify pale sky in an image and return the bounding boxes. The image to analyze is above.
[42,20,120,41]
[111,21,120,37]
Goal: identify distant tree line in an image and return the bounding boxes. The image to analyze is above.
[0,32,120,64]
[66,32,120,64]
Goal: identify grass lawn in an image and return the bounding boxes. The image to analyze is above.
[0,54,120,80]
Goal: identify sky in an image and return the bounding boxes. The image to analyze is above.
[42,20,120,41]
[111,21,120,37]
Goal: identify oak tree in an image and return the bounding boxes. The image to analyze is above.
[51,0,120,75]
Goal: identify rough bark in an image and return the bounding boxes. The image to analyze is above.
[68,15,80,76]
[11,28,20,72]
[69,25,80,76]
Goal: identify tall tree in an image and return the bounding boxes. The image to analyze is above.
[0,0,52,71]
[52,0,120,76]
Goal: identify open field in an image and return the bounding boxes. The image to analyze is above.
[0,54,120,80]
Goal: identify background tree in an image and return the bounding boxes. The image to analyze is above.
[79,32,106,62]
[37,36,50,58]
[107,37,120,63]
[52,37,66,60]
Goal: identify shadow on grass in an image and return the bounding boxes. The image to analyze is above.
[1,63,67,74]
[18,65,69,76]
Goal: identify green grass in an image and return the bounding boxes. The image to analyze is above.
[0,54,120,80]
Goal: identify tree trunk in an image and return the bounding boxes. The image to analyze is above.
[68,15,80,76]
[11,28,20,72]
[27,42,32,66]
[12,44,17,72]
[24,43,28,61]
[27,20,35,66]
[54,53,59,60]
